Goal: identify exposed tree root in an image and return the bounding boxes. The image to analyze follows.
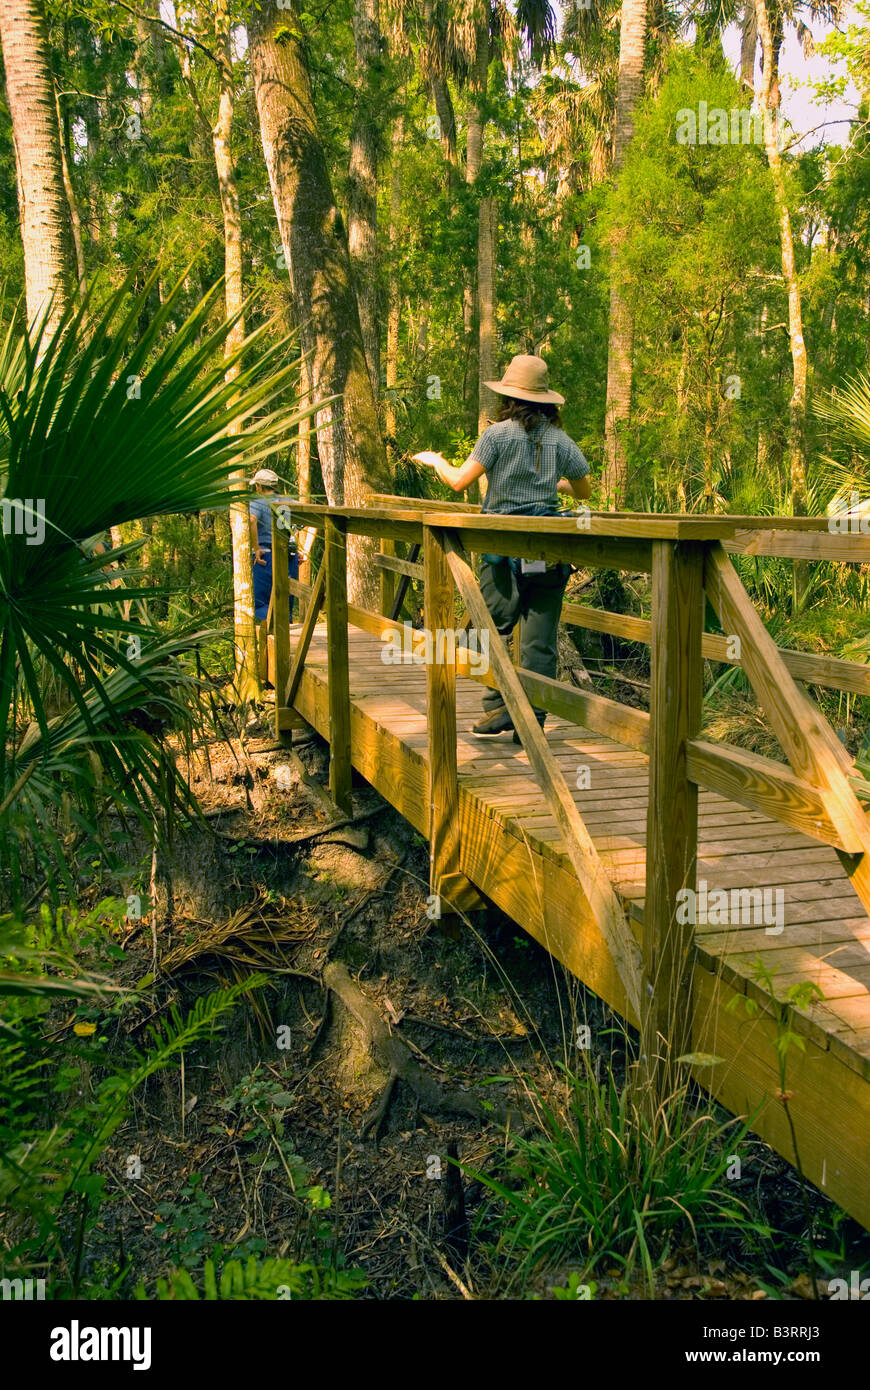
[323,960,524,1137]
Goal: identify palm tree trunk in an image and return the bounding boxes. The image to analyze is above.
[213,0,259,699]
[464,16,489,433]
[0,0,72,338]
[385,111,403,451]
[755,0,809,604]
[54,81,86,295]
[348,0,381,398]
[477,194,497,437]
[740,2,757,91]
[249,0,391,609]
[601,0,648,510]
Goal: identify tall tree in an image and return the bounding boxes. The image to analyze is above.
[755,0,809,597]
[601,0,648,509]
[0,0,72,337]
[348,0,383,397]
[249,0,391,606]
[173,1,260,698]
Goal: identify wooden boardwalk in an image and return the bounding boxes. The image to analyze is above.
[269,501,870,1231]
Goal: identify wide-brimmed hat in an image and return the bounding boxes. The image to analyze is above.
[485,354,565,405]
[250,467,280,487]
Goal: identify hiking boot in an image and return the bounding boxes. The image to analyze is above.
[512,714,546,745]
[472,708,516,738]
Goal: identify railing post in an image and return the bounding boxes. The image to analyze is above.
[325,515,353,815]
[271,507,290,740]
[423,525,461,923]
[643,539,705,1087]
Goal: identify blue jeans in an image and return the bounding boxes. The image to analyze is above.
[253,548,299,622]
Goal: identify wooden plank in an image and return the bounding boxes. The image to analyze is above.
[344,596,652,754]
[562,600,870,696]
[686,739,848,850]
[325,516,353,816]
[441,526,646,1020]
[691,966,870,1231]
[423,525,481,915]
[725,528,870,563]
[375,549,424,583]
[271,512,291,739]
[705,544,870,883]
[284,563,326,708]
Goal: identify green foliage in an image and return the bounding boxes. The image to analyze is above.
[135,1253,367,1301]
[471,1055,761,1291]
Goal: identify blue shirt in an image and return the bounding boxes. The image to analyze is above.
[250,495,296,551]
[472,419,589,515]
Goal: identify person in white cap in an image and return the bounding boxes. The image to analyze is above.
[412,354,590,740]
[248,469,298,672]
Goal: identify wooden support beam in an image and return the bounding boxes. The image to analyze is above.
[285,562,327,708]
[705,542,870,913]
[440,527,645,1020]
[325,516,353,816]
[423,526,482,918]
[389,542,421,622]
[379,536,398,617]
[643,541,705,1078]
[271,512,291,743]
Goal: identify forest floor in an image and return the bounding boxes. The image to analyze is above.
[82,720,870,1301]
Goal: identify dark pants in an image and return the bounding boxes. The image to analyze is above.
[253,549,299,622]
[479,557,570,719]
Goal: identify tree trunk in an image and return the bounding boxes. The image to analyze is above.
[422,0,458,182]
[477,194,497,437]
[601,0,648,510]
[249,0,391,608]
[0,0,72,338]
[54,81,86,294]
[755,0,808,605]
[385,111,403,451]
[464,16,489,434]
[740,2,757,91]
[213,0,259,699]
[348,0,381,398]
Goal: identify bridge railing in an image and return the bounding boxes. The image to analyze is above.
[267,498,870,1074]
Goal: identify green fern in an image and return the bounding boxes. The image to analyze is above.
[136,1254,367,1301]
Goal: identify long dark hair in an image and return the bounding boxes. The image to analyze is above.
[497,397,562,433]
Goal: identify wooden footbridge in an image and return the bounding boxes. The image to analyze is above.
[265,497,870,1231]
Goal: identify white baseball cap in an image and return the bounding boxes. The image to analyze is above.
[250,467,280,486]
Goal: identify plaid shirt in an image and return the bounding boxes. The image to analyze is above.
[472,419,589,515]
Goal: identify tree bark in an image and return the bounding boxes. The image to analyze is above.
[477,194,498,436]
[755,0,808,603]
[464,16,489,433]
[422,0,458,182]
[601,0,648,510]
[249,0,391,608]
[385,111,403,451]
[54,80,86,294]
[740,2,757,91]
[0,0,72,338]
[348,0,382,398]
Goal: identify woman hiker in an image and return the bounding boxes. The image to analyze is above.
[412,353,591,740]
[248,467,299,680]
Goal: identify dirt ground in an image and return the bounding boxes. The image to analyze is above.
[81,722,867,1300]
